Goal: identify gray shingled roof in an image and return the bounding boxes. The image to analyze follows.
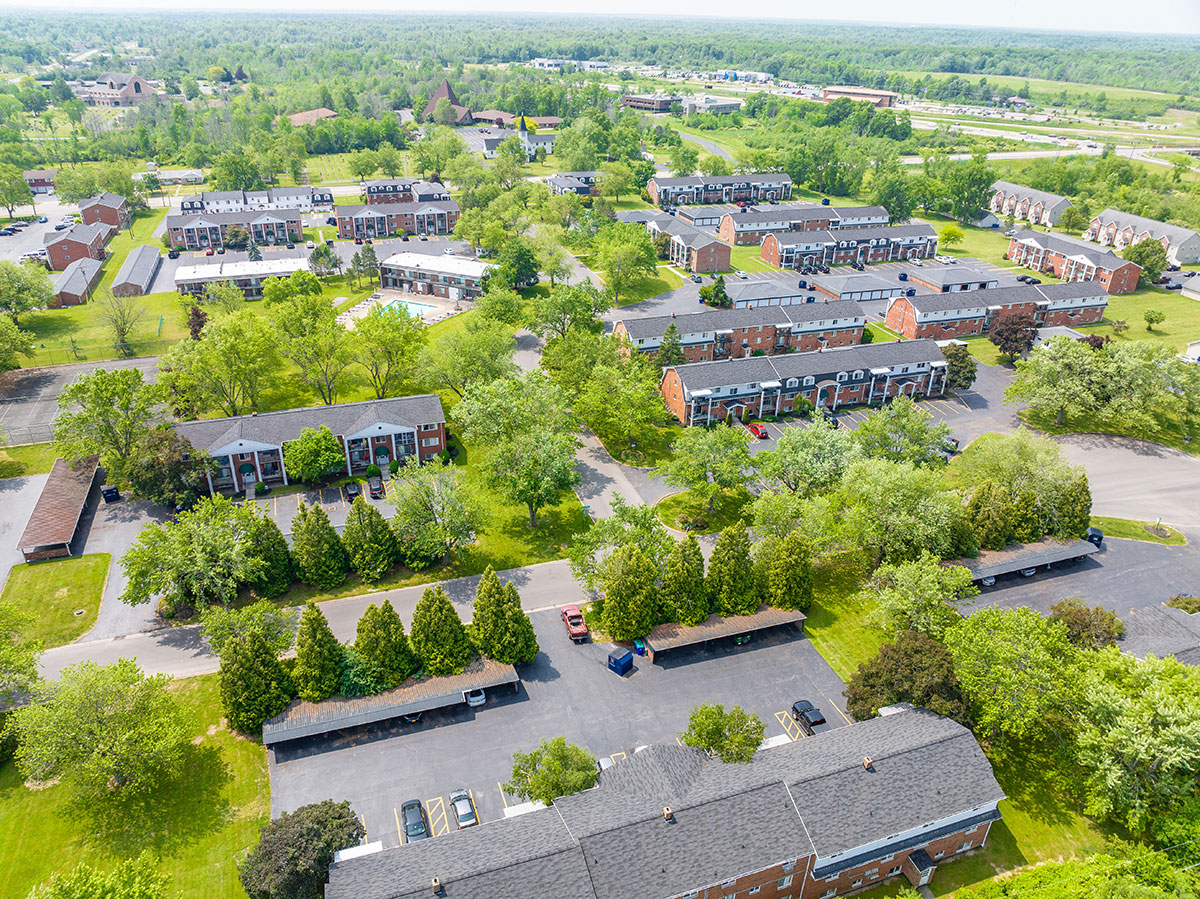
[651,173,793,189]
[726,277,810,303]
[617,300,863,341]
[672,339,945,392]
[336,200,460,217]
[1119,604,1200,665]
[831,205,890,220]
[991,180,1070,210]
[812,273,899,296]
[79,191,126,210]
[1012,229,1129,268]
[45,222,105,247]
[52,258,102,297]
[165,210,300,229]
[112,245,162,294]
[171,395,445,454]
[1093,208,1200,245]
[676,204,743,223]
[1034,281,1108,301]
[827,223,937,242]
[900,292,994,314]
[723,205,831,228]
[911,267,998,289]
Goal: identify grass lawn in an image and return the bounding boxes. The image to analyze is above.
[801,553,884,682]
[96,207,170,295]
[962,336,1009,367]
[726,244,779,275]
[1089,515,1187,545]
[0,554,110,647]
[22,290,188,366]
[605,266,684,306]
[866,322,901,343]
[0,673,268,899]
[654,487,752,534]
[1076,284,1200,353]
[1020,406,1200,458]
[597,419,680,467]
[0,442,58,477]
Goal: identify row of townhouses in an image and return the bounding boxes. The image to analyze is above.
[180,186,334,214]
[661,339,950,426]
[617,210,733,273]
[1007,230,1141,294]
[165,210,303,250]
[761,224,940,268]
[174,258,311,300]
[335,200,461,239]
[172,395,446,495]
[648,173,794,207]
[1083,208,1200,265]
[884,281,1109,340]
[613,299,866,362]
[363,179,452,206]
[719,205,890,245]
[989,181,1073,227]
[326,709,1003,899]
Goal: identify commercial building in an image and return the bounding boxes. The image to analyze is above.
[988,181,1072,227]
[884,282,1108,340]
[620,93,681,112]
[648,173,793,207]
[612,300,865,362]
[133,168,204,185]
[1083,209,1200,266]
[1007,230,1141,295]
[822,85,900,107]
[326,709,1003,899]
[78,192,129,234]
[681,95,743,115]
[546,171,603,196]
[179,186,334,214]
[335,200,460,239]
[165,210,303,250]
[51,258,103,307]
[44,223,107,271]
[174,258,310,300]
[908,267,1000,293]
[173,395,446,495]
[662,339,948,425]
[761,224,938,268]
[719,205,889,246]
[111,244,163,296]
[73,72,157,106]
[363,180,451,206]
[379,252,493,300]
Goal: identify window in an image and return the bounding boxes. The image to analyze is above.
[836,372,847,382]
[804,376,815,386]
[721,880,737,889]
[782,862,796,874]
[420,423,438,431]
[864,868,878,878]
[820,891,836,899]
[778,875,793,889]
[934,851,945,859]
[852,880,862,888]
[889,866,902,876]
[957,842,973,853]
[966,825,979,835]
[420,437,439,448]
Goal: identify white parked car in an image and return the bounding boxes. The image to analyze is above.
[465,688,486,708]
[734,270,747,279]
[443,247,455,255]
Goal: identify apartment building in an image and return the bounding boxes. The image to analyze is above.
[761,225,938,268]
[174,258,311,300]
[989,181,1072,227]
[1083,209,1200,265]
[1007,230,1141,294]
[648,173,793,207]
[884,282,1108,340]
[165,210,303,250]
[23,169,56,194]
[363,179,451,206]
[719,205,889,246]
[335,200,460,239]
[379,252,493,300]
[44,223,107,271]
[179,186,334,214]
[78,192,129,234]
[547,171,603,196]
[173,395,447,495]
[644,216,732,273]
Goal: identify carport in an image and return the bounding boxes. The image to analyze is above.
[17,455,100,562]
[262,658,519,745]
[948,537,1098,584]
[642,605,807,663]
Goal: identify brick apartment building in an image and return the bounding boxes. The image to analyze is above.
[677,204,744,228]
[164,211,303,250]
[762,224,938,268]
[1083,208,1200,266]
[23,169,57,194]
[613,300,865,362]
[989,181,1072,227]
[908,267,999,293]
[379,252,493,300]
[180,186,334,215]
[325,709,1003,899]
[51,258,102,307]
[719,205,889,246]
[74,72,156,106]
[336,200,461,239]
[363,179,452,206]
[662,339,949,425]
[1007,230,1141,294]
[643,216,732,273]
[174,258,311,300]
[44,223,107,271]
[648,173,793,207]
[78,192,129,234]
[884,282,1109,340]
[173,395,447,495]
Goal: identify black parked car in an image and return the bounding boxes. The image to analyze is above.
[368,475,385,499]
[791,700,827,736]
[168,249,180,259]
[345,482,362,500]
[401,800,431,843]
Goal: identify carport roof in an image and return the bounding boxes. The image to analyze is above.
[947,537,1097,580]
[811,273,898,296]
[261,657,517,744]
[1119,604,1200,666]
[910,267,997,288]
[643,604,806,654]
[18,456,99,553]
[112,244,162,293]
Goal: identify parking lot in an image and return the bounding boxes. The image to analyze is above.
[269,607,848,848]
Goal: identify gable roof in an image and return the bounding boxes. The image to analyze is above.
[112,244,162,293]
[910,267,998,289]
[1119,604,1200,666]
[1092,208,1200,245]
[45,222,106,247]
[990,180,1070,210]
[650,173,793,190]
[287,107,338,127]
[616,300,864,341]
[1012,229,1135,269]
[79,191,127,211]
[52,258,103,297]
[423,79,471,122]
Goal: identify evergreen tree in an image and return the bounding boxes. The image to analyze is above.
[340,496,399,583]
[291,502,348,589]
[292,601,343,702]
[661,534,708,626]
[337,646,384,698]
[656,322,685,369]
[707,525,759,616]
[965,480,1012,551]
[1055,472,1092,539]
[1010,487,1043,544]
[470,567,506,660]
[496,581,539,664]
[765,530,813,611]
[410,586,474,675]
[600,544,657,641]
[354,599,418,688]
[249,513,295,598]
[219,632,294,734]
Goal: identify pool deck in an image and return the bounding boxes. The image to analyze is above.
[338,288,467,328]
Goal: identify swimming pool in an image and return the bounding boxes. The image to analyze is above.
[387,298,437,318]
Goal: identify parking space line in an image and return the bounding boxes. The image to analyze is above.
[610,751,626,762]
[774,710,804,741]
[827,697,854,726]
[393,807,402,843]
[497,781,509,808]
[360,814,367,840]
[427,796,448,836]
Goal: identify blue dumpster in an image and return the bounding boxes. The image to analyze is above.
[608,649,633,676]
[633,639,646,656]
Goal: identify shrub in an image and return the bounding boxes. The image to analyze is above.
[366,463,381,477]
[389,459,400,475]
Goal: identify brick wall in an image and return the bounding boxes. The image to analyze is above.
[761,236,784,267]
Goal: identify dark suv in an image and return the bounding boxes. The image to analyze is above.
[368,475,385,499]
[791,700,827,736]
[401,799,430,843]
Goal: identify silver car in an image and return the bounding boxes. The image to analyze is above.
[449,789,478,829]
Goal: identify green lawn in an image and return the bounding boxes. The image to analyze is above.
[306,151,412,184]
[726,244,780,275]
[0,442,58,476]
[597,419,680,467]
[22,290,188,366]
[0,554,110,647]
[1020,406,1200,458]
[605,266,684,306]
[1076,284,1200,353]
[654,487,752,534]
[0,674,268,899]
[96,207,170,295]
[1089,515,1187,546]
[803,553,885,681]
[962,336,1009,367]
[866,322,901,343]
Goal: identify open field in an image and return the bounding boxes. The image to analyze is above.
[1077,285,1200,353]
[0,553,110,647]
[22,291,187,367]
[894,71,1185,105]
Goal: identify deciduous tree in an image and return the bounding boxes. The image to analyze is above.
[283,425,345,486]
[845,630,970,723]
[1049,597,1125,650]
[158,310,281,417]
[853,395,951,467]
[869,552,978,638]
[528,281,610,340]
[988,309,1039,361]
[353,302,424,399]
[594,222,657,305]
[1006,335,1108,426]
[754,411,859,495]
[418,320,516,397]
[487,430,580,527]
[27,854,167,899]
[942,343,978,390]
[655,424,752,513]
[238,800,364,899]
[202,599,298,658]
[53,367,161,477]
[505,736,597,805]
[126,429,216,510]
[454,371,576,445]
[680,703,765,763]
[388,460,478,567]
[0,600,40,709]
[1122,238,1168,285]
[569,496,675,593]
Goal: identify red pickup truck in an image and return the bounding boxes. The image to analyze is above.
[561,605,589,643]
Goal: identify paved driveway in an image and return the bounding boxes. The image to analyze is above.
[269,607,847,846]
[0,474,48,587]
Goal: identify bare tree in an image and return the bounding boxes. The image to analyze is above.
[94,288,147,357]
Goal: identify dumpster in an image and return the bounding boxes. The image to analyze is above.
[607,649,633,676]
[100,485,121,503]
[633,639,646,656]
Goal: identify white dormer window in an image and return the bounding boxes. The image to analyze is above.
[854,370,863,379]
[836,372,847,382]
[804,376,815,386]
[786,378,798,388]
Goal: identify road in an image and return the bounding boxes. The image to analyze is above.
[679,132,733,161]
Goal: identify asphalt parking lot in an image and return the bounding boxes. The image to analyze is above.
[269,608,848,847]
[0,217,62,263]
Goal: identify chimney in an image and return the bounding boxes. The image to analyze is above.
[862,757,874,771]
[431,876,442,894]
[663,806,674,822]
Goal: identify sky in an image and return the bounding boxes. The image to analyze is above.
[15,0,1200,36]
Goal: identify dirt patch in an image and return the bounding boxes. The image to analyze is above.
[24,777,60,791]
